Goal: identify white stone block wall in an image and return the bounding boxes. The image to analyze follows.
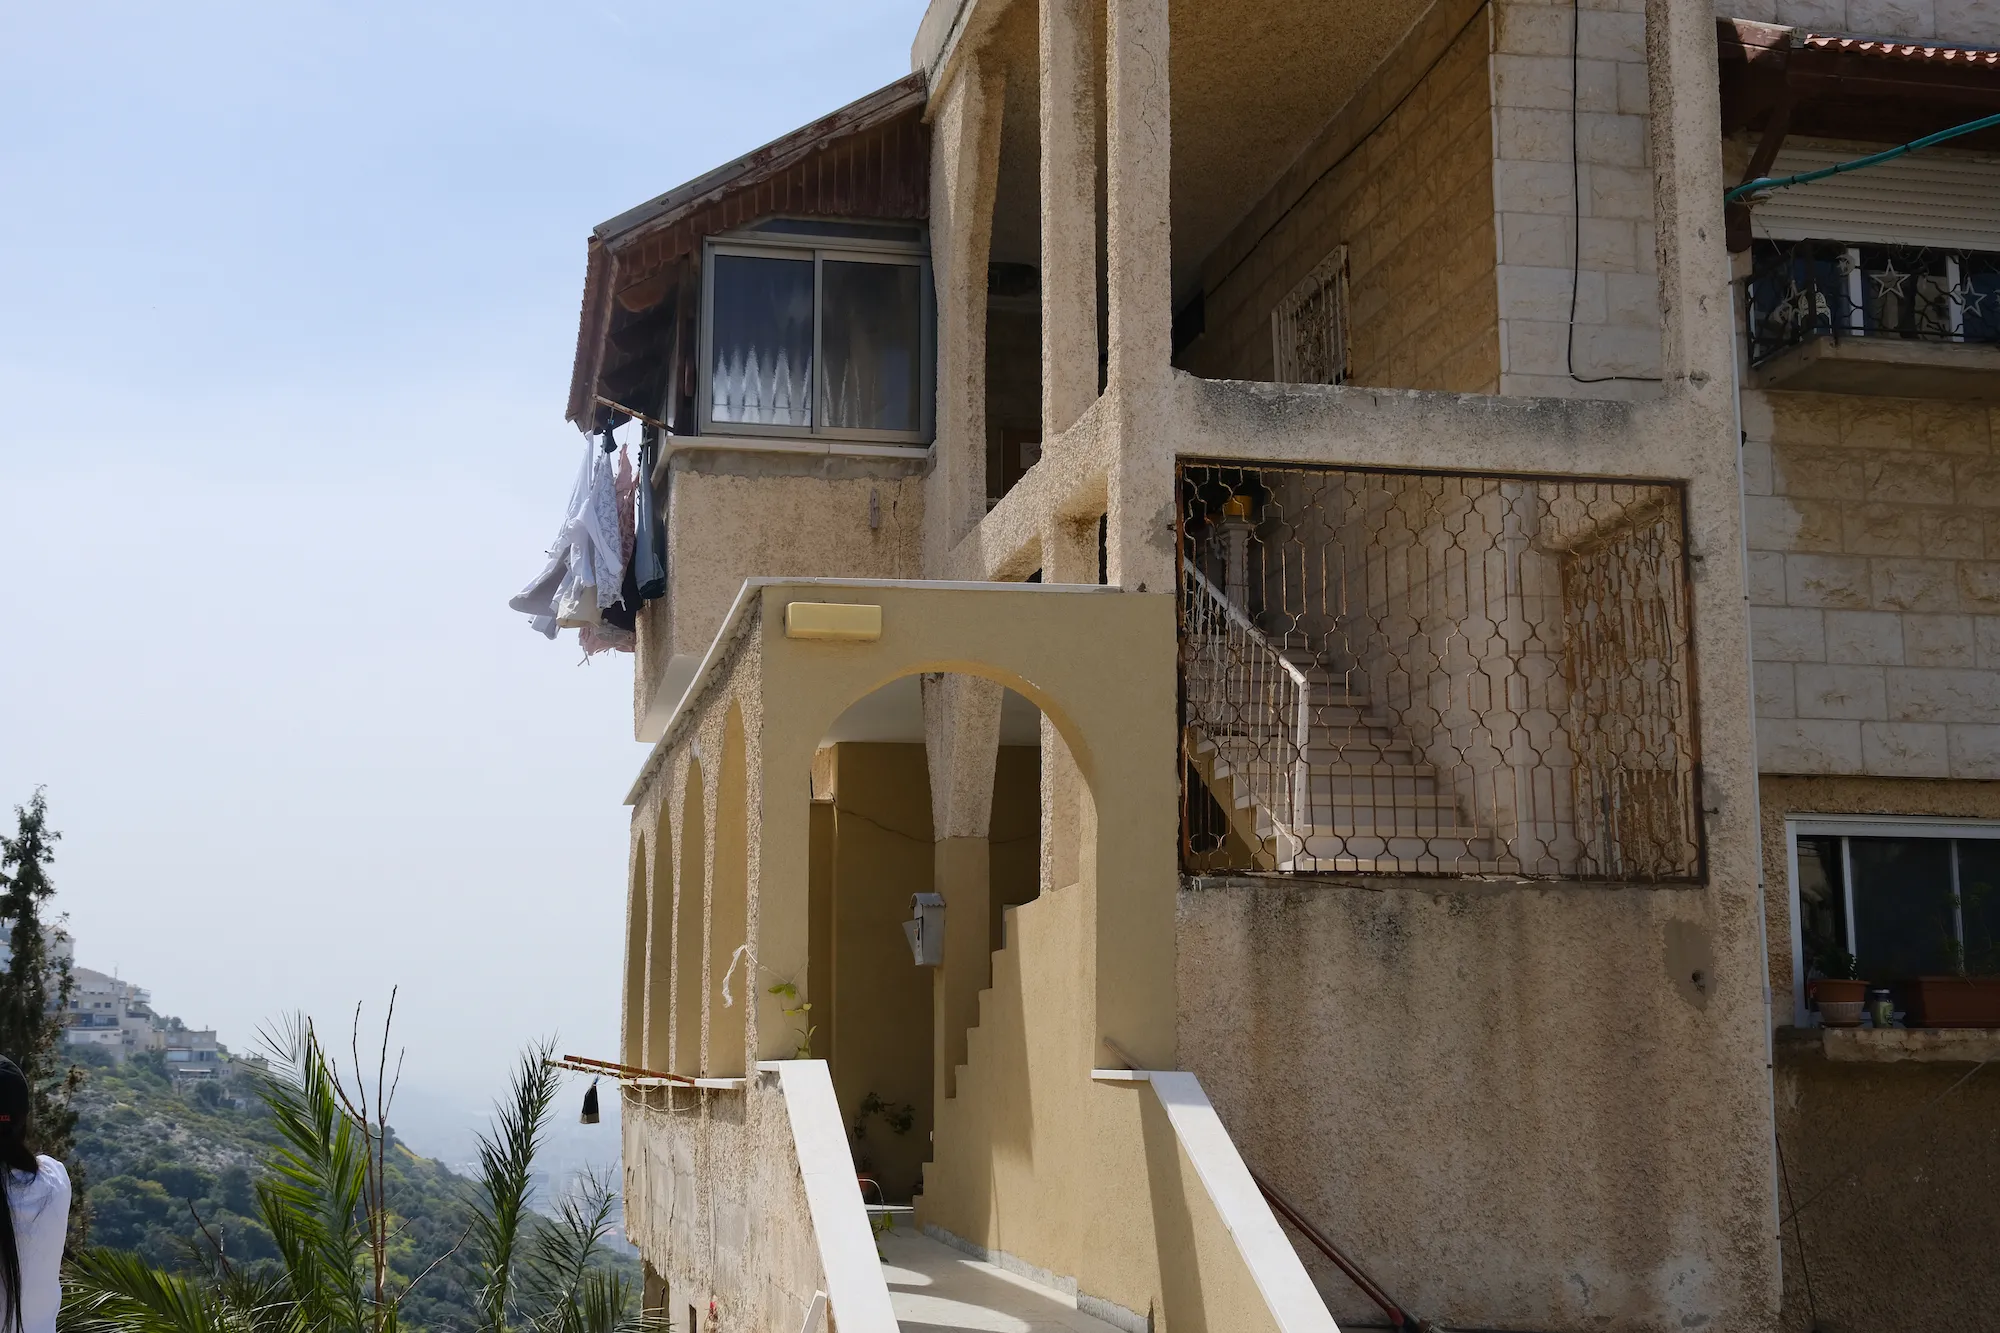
[1491,0,1663,398]
[1714,0,2000,46]
[1746,390,2000,778]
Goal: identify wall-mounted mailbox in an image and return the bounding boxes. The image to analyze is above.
[904,892,945,967]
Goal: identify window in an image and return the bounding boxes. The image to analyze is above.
[699,221,932,444]
[1789,817,2000,1022]
[1271,246,1349,385]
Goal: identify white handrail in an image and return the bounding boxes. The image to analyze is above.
[1181,560,1312,855]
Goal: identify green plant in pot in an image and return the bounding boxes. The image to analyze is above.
[1903,878,2000,1028]
[1811,948,1868,1027]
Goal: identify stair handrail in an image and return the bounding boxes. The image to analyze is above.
[1180,560,1313,854]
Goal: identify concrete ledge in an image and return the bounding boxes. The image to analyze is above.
[1819,1026,2000,1064]
[1749,336,2000,399]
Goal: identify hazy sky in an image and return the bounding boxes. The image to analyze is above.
[0,1,923,1132]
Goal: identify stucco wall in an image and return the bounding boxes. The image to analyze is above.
[635,455,924,738]
[1771,1032,2000,1333]
[1715,0,2000,45]
[623,1082,826,1333]
[824,742,935,1203]
[1744,392,2000,778]
[1177,875,1775,1333]
[1182,0,1500,393]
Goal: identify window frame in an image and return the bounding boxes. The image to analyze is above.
[1270,244,1350,386]
[697,223,934,446]
[1785,814,2000,1025]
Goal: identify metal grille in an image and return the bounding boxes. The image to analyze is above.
[1178,462,1702,881]
[1271,247,1349,385]
[1745,239,2000,366]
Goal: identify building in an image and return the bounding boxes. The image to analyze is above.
[62,967,161,1063]
[542,2,2000,1328]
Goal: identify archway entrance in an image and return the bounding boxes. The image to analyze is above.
[807,672,1043,1203]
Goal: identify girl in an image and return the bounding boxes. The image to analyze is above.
[0,1058,67,1333]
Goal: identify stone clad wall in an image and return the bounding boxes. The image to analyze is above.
[1491,0,1662,395]
[1745,391,2000,777]
[1183,0,1500,393]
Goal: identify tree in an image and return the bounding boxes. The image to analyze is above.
[0,789,84,1241]
[63,1007,666,1333]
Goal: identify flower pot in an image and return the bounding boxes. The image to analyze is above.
[1901,975,2000,1029]
[1812,978,1868,1028]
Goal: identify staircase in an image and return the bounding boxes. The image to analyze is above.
[1183,562,1513,874]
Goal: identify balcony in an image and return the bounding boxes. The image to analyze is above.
[1178,462,1703,881]
[1744,240,2000,398]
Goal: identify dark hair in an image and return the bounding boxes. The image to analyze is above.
[0,1058,35,1333]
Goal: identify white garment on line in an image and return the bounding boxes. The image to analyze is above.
[3,1156,69,1333]
[510,437,628,639]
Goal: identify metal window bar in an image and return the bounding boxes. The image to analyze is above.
[1178,462,1703,882]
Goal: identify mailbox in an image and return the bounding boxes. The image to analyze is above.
[904,892,945,967]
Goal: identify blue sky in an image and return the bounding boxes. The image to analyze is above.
[0,1,924,1131]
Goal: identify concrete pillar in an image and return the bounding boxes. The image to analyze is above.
[1102,0,1175,596]
[926,61,1008,574]
[1103,0,1171,400]
[923,673,1005,1100]
[1645,0,1736,397]
[1039,516,1098,903]
[1040,0,1100,439]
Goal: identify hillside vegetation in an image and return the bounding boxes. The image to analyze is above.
[71,1047,633,1332]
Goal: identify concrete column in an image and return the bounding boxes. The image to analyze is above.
[1103,0,1171,401]
[1102,0,1175,596]
[922,673,1005,1100]
[1040,0,1100,439]
[926,61,1008,574]
[1645,0,1736,397]
[1039,516,1098,902]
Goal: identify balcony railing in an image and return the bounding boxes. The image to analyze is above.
[1744,239,2000,367]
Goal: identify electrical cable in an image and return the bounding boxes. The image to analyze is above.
[1567,0,1661,384]
[1725,111,2000,204]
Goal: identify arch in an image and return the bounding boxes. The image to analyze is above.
[673,757,706,1076]
[622,834,649,1069]
[644,802,674,1072]
[708,705,750,1076]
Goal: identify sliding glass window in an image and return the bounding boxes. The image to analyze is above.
[699,224,932,445]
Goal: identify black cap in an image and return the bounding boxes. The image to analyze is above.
[0,1058,26,1130]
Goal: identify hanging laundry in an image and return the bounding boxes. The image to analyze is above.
[582,444,639,656]
[510,433,628,639]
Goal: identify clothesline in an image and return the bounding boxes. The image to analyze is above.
[594,394,670,433]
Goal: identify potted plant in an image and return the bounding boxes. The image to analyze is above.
[1810,949,1867,1027]
[1902,880,2000,1027]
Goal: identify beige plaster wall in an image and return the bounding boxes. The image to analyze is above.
[1183,0,1500,393]
[1771,1031,2000,1333]
[635,457,924,738]
[922,880,1283,1333]
[1716,0,2000,45]
[1177,875,1775,1333]
[824,742,935,1203]
[1743,393,2000,778]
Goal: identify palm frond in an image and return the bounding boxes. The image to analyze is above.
[61,1249,239,1333]
[470,1039,560,1333]
[251,1016,370,1333]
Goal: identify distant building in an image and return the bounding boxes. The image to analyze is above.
[61,959,228,1075]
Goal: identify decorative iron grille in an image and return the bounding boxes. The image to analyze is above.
[1744,239,2000,366]
[1178,462,1703,881]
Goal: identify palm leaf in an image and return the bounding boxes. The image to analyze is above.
[469,1040,560,1333]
